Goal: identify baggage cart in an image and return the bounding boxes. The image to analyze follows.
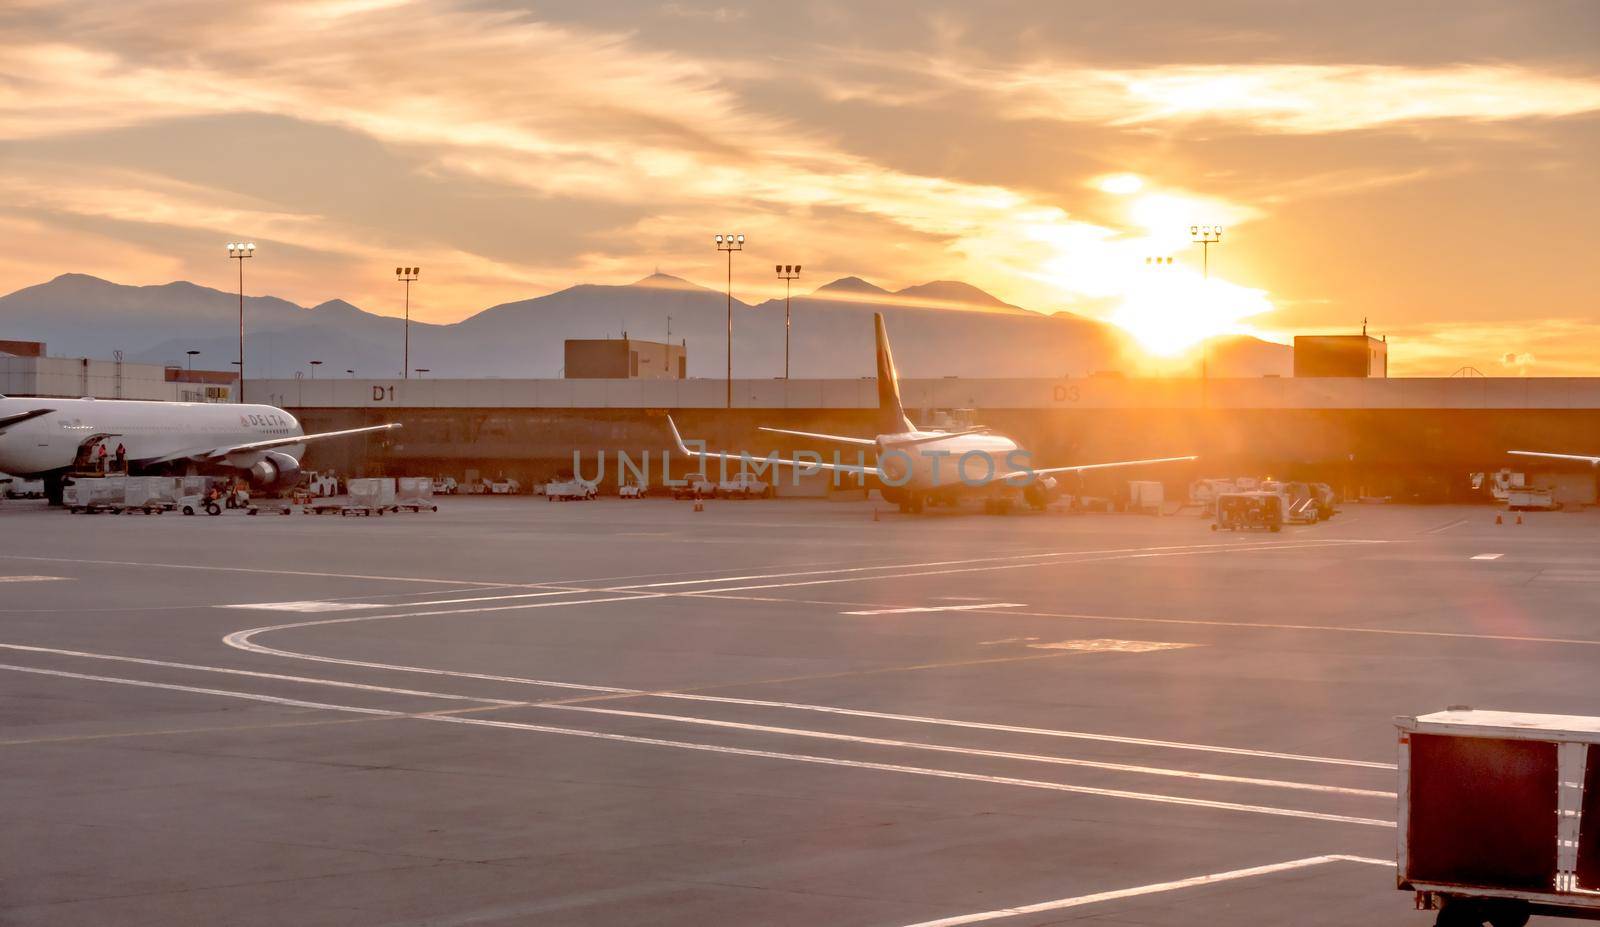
[1397,708,1600,925]
[123,476,178,514]
[64,477,128,514]
[343,478,395,516]
[395,477,438,512]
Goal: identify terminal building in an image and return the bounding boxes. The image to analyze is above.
[241,374,1600,505]
[1,340,236,402]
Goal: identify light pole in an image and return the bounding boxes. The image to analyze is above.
[1188,225,1222,383]
[227,242,255,402]
[309,360,323,379]
[185,349,200,372]
[1188,225,1222,280]
[396,266,419,379]
[775,264,800,379]
[714,234,743,408]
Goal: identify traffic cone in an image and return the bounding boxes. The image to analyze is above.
[693,500,704,513]
[1495,513,1503,525]
[1516,514,1523,525]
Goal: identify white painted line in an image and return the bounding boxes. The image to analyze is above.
[843,603,1024,616]
[0,643,518,705]
[895,854,1392,927]
[0,555,523,587]
[219,600,393,613]
[0,662,1397,829]
[1026,639,1198,653]
[225,622,1395,770]
[977,637,1038,645]
[0,576,70,583]
[1424,518,1469,535]
[543,703,1395,798]
[1471,553,1504,561]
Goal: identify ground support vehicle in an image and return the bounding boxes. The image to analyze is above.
[176,494,223,516]
[673,474,718,500]
[716,474,772,499]
[1397,708,1600,926]
[1212,491,1284,532]
[619,481,646,499]
[545,478,597,501]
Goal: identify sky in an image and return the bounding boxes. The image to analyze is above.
[1,0,1597,375]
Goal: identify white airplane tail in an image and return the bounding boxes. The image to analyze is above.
[874,313,914,435]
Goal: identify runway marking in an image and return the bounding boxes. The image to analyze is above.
[0,662,1396,829]
[894,854,1392,927]
[1026,639,1198,653]
[225,624,1395,770]
[541,703,1394,799]
[978,637,1039,645]
[0,555,524,587]
[0,575,70,583]
[1471,553,1504,560]
[842,603,1023,616]
[0,643,519,705]
[0,641,1383,797]
[1424,518,1469,535]
[219,600,394,613]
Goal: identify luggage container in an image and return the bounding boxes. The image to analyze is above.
[1127,480,1164,514]
[1397,708,1600,925]
[123,476,178,513]
[395,477,438,512]
[64,477,127,514]
[344,477,396,516]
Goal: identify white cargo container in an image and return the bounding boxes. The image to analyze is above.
[346,477,396,514]
[1397,708,1600,925]
[64,477,127,513]
[123,476,178,512]
[1127,480,1164,514]
[1506,488,1558,512]
[395,477,438,512]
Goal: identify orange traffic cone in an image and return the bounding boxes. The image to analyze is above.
[1516,514,1523,525]
[1495,513,1503,525]
[693,501,704,513]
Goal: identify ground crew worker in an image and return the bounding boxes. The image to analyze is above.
[96,443,109,473]
[114,443,126,472]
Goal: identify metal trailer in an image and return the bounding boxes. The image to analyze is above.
[64,477,128,514]
[394,477,438,512]
[1397,709,1600,925]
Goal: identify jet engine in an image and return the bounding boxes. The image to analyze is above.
[248,451,302,487]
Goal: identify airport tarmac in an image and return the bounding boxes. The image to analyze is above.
[1,497,1595,925]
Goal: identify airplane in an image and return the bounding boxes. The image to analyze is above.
[667,312,1197,514]
[0,393,399,504]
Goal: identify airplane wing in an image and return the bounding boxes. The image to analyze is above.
[202,423,402,459]
[998,454,1199,482]
[139,423,402,465]
[671,416,880,476]
[1508,450,1600,466]
[0,408,54,434]
[757,426,877,447]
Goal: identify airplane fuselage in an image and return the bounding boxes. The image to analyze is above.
[875,431,1028,491]
[0,396,305,477]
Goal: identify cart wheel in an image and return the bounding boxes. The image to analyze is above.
[205,503,221,516]
[1433,897,1486,927]
[182,505,194,516]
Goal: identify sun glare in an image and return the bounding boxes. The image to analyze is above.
[1109,267,1273,356]
[1096,173,1144,195]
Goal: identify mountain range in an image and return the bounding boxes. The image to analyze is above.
[0,272,1290,380]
